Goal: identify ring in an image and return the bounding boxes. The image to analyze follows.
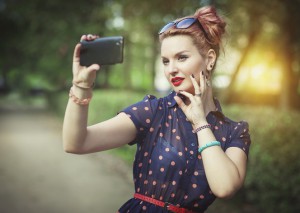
[195,93,201,97]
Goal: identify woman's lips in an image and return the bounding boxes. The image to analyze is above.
[171,77,185,86]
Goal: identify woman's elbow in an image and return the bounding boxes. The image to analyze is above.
[64,147,82,154]
[63,141,85,155]
[214,189,235,199]
[212,183,242,199]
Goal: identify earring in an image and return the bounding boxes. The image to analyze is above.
[206,80,211,87]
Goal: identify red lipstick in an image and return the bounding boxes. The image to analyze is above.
[171,77,185,86]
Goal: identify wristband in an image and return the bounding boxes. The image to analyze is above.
[69,86,92,105]
[198,141,221,154]
[192,124,211,133]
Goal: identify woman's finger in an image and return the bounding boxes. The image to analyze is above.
[178,90,194,100]
[80,34,99,42]
[73,43,81,63]
[200,70,206,93]
[86,64,100,74]
[174,95,187,111]
[190,74,201,95]
[80,34,87,41]
[87,34,98,41]
[75,34,99,64]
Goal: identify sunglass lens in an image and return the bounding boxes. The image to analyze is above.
[176,18,196,29]
[158,22,175,34]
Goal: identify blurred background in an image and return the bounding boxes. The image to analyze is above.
[0,0,300,212]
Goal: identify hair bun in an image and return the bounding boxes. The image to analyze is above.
[194,6,226,45]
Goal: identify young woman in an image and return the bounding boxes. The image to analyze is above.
[63,5,251,213]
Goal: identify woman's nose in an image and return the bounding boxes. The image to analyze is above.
[168,62,178,74]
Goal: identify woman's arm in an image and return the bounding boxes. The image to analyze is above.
[174,71,248,198]
[62,35,137,154]
[194,124,247,198]
[63,98,137,154]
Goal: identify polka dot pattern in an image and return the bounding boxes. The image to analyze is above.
[118,91,251,213]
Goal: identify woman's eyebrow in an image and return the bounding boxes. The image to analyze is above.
[161,50,190,59]
[174,50,190,56]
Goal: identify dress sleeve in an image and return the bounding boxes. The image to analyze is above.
[120,94,158,145]
[226,121,251,157]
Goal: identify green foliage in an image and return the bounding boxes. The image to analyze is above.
[88,89,146,124]
[224,105,300,213]
[0,0,203,93]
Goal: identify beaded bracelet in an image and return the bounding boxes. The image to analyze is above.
[198,141,221,154]
[69,86,92,105]
[192,124,211,133]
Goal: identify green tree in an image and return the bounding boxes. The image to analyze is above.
[221,0,300,110]
[0,0,110,92]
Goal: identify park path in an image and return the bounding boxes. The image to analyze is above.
[0,102,134,213]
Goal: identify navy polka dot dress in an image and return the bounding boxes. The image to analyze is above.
[118,91,251,213]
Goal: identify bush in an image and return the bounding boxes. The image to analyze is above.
[224,105,300,213]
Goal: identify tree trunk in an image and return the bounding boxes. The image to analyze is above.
[222,30,258,104]
[280,0,300,110]
[0,65,10,93]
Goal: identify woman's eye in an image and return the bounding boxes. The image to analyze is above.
[178,55,188,61]
[162,59,169,65]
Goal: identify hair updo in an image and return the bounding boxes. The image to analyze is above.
[159,6,226,58]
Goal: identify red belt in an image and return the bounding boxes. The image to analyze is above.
[134,193,196,213]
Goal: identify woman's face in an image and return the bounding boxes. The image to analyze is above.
[160,35,207,94]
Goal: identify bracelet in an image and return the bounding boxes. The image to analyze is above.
[69,86,92,105]
[198,141,221,154]
[192,124,211,133]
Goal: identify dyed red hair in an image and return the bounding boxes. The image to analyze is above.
[159,6,226,58]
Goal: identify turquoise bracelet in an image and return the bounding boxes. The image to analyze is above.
[198,141,221,154]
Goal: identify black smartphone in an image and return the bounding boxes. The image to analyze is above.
[80,36,124,66]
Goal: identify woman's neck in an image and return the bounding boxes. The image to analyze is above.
[204,97,217,116]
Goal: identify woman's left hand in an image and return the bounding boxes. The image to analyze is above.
[174,71,208,128]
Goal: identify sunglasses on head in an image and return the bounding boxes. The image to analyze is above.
[158,17,209,40]
[158,18,197,35]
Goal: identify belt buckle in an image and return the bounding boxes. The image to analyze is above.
[163,202,172,211]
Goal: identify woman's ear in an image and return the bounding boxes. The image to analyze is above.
[206,49,217,72]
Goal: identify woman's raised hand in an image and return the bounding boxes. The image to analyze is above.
[72,34,100,89]
[174,71,209,128]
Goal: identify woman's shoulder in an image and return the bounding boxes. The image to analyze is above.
[223,115,249,126]
[211,98,250,138]
[213,98,249,127]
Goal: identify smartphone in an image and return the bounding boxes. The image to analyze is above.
[80,36,124,66]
